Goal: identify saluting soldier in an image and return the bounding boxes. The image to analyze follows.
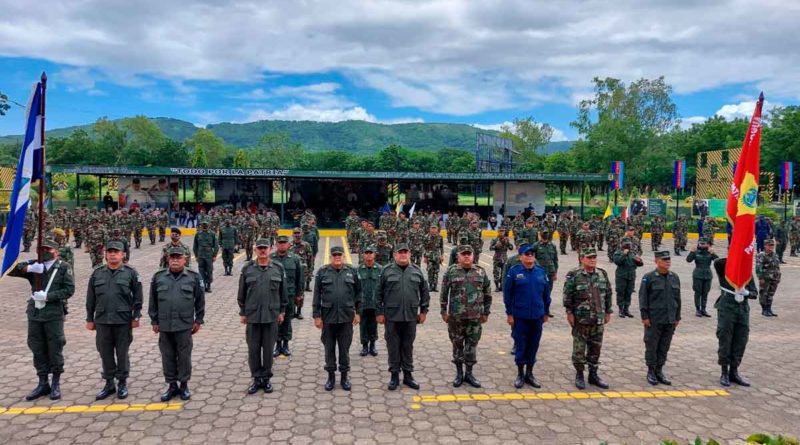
[149,246,205,401]
[686,237,718,317]
[563,248,612,390]
[376,243,430,391]
[8,239,75,401]
[357,245,382,357]
[239,238,288,394]
[440,244,492,388]
[613,239,643,318]
[313,246,362,391]
[85,241,143,400]
[271,235,305,357]
[193,221,219,292]
[639,251,681,386]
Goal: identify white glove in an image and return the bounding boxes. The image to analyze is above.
[27,263,45,274]
[32,291,47,301]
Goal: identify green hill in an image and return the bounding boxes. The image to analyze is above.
[0,117,573,154]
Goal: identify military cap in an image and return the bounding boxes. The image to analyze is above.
[200,220,209,226]
[625,225,635,231]
[698,237,709,244]
[525,217,536,223]
[255,238,272,247]
[170,226,181,234]
[106,240,124,251]
[330,246,344,255]
[518,244,535,254]
[457,245,474,254]
[580,248,597,257]
[394,243,410,252]
[362,245,376,253]
[654,251,671,259]
[621,240,632,246]
[166,246,186,256]
[765,239,776,246]
[41,238,59,249]
[276,235,290,243]
[292,227,302,234]
[53,228,66,237]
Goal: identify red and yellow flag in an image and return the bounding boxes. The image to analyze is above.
[725,93,764,290]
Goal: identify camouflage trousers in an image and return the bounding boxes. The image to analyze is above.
[596,233,604,250]
[758,277,780,306]
[492,258,505,288]
[558,231,568,254]
[606,240,619,261]
[74,230,84,248]
[651,232,663,250]
[674,234,687,253]
[791,235,800,255]
[146,226,156,244]
[447,318,482,366]
[424,255,441,289]
[23,230,34,250]
[569,233,578,251]
[157,226,166,242]
[571,323,604,371]
[411,250,422,267]
[89,246,105,267]
[133,229,143,247]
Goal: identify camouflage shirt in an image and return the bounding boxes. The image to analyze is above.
[440,264,492,320]
[562,267,613,325]
[756,251,781,281]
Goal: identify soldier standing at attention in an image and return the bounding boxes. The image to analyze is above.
[8,239,75,401]
[673,215,688,255]
[612,240,643,318]
[219,219,238,276]
[408,220,425,266]
[466,219,484,259]
[149,247,205,401]
[489,228,514,292]
[85,241,143,400]
[313,246,362,391]
[376,243,430,391]
[238,238,288,394]
[440,244,492,388]
[556,215,570,255]
[290,227,314,318]
[193,221,219,292]
[756,239,781,317]
[713,258,757,387]
[160,227,192,269]
[775,220,788,264]
[271,236,304,357]
[422,225,444,291]
[639,251,681,386]
[563,248,612,390]
[504,244,550,388]
[357,245,382,357]
[531,230,558,317]
[686,237,718,317]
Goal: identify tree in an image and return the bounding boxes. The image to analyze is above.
[152,139,189,167]
[190,144,209,201]
[121,116,166,166]
[762,106,800,176]
[233,149,250,168]
[185,129,226,167]
[92,118,127,165]
[250,132,306,169]
[500,116,553,171]
[0,91,10,116]
[48,130,97,165]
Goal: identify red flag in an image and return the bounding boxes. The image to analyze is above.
[725,93,764,290]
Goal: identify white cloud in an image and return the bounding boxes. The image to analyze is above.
[241,104,376,123]
[550,127,569,142]
[472,122,570,141]
[679,115,707,129]
[715,100,782,121]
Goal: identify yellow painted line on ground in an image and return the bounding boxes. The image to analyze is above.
[323,235,330,265]
[0,402,183,416]
[341,236,353,264]
[410,389,729,406]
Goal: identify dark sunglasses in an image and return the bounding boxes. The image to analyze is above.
[523,251,535,257]
[459,252,473,256]
[256,246,269,250]
[331,253,343,257]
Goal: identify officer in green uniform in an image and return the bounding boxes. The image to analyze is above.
[85,241,143,400]
[713,258,757,387]
[238,238,288,394]
[612,240,643,318]
[756,239,781,317]
[271,236,304,357]
[219,219,238,276]
[357,245,382,357]
[376,243,430,391]
[440,245,492,388]
[149,246,205,401]
[775,221,788,263]
[193,221,219,292]
[313,246,362,391]
[8,239,75,400]
[638,251,681,386]
[686,237,718,317]
[531,230,558,317]
[563,248,612,390]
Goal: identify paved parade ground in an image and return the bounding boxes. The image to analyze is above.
[0,235,798,444]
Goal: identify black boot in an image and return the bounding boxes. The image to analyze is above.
[247,378,261,395]
[388,372,400,391]
[453,364,464,388]
[273,343,281,357]
[50,373,62,400]
[295,308,304,320]
[360,343,369,357]
[524,364,540,388]
[575,370,586,390]
[625,307,635,318]
[179,382,191,400]
[768,305,777,317]
[368,340,378,357]
[262,378,273,393]
[340,372,351,391]
[96,379,116,400]
[117,378,128,399]
[26,376,51,401]
[647,366,658,385]
[464,365,481,388]
[160,382,179,401]
[701,308,711,317]
[720,366,730,387]
[761,305,770,317]
[514,364,525,389]
[305,283,311,292]
[588,366,609,389]
[324,371,336,391]
[619,307,626,318]
[729,367,751,387]
[655,366,671,385]
[403,371,420,390]
[281,340,291,356]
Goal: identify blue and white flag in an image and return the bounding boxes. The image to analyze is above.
[1,82,44,276]
[408,202,416,218]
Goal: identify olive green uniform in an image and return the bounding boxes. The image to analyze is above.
[193,228,219,290]
[686,248,718,313]
[638,270,681,368]
[271,252,304,342]
[313,265,363,372]
[377,262,430,373]
[219,225,238,275]
[357,263,382,347]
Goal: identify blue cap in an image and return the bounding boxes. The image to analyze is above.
[518,244,534,255]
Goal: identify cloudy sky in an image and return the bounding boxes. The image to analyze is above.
[1,0,799,139]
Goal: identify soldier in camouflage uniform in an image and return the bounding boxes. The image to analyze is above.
[53,229,74,269]
[440,244,492,388]
[156,209,169,242]
[290,227,314,318]
[756,239,781,317]
[590,216,605,251]
[620,225,642,256]
[394,212,410,245]
[241,217,258,261]
[130,208,145,248]
[575,222,596,254]
[702,216,717,246]
[790,216,800,256]
[556,215,570,255]
[673,215,688,255]
[358,221,378,260]
[408,220,425,266]
[160,227,192,269]
[301,224,319,291]
[563,248,612,390]
[422,225,444,292]
[72,208,86,248]
[445,212,456,244]
[516,218,538,246]
[649,215,664,251]
[85,218,109,268]
[145,210,158,245]
[510,212,525,244]
[466,219,483,259]
[345,210,360,253]
[489,228,514,292]
[23,207,37,252]
[375,232,394,267]
[531,230,558,317]
[605,219,622,262]
[569,216,582,252]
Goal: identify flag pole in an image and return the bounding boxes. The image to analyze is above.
[35,73,47,286]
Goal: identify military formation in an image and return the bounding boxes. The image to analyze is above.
[6,205,788,402]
